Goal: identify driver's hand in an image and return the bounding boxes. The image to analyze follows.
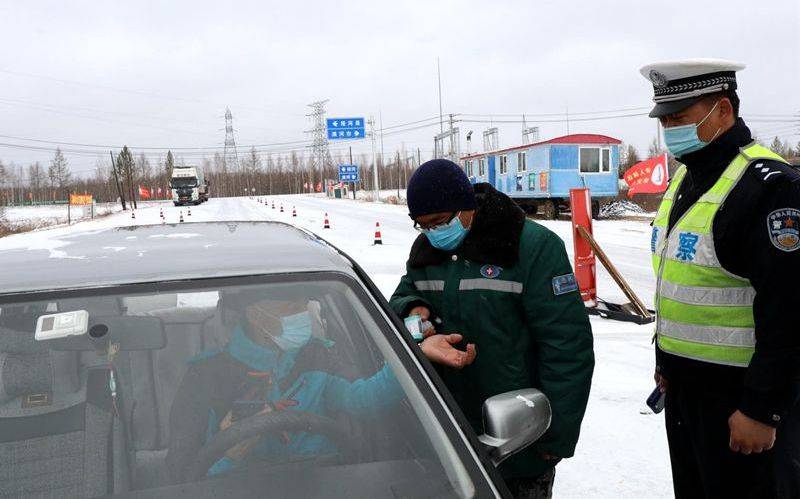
[421,334,476,369]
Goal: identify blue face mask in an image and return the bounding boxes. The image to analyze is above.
[423,214,470,251]
[272,311,313,352]
[663,100,722,158]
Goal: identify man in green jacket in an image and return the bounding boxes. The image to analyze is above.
[389,159,595,498]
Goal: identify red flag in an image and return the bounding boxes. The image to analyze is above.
[138,186,151,199]
[624,154,669,198]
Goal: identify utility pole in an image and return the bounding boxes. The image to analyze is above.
[306,100,330,189]
[656,120,663,152]
[109,151,126,210]
[396,150,401,199]
[369,116,379,201]
[437,57,444,134]
[223,108,240,195]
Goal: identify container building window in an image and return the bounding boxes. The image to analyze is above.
[479,159,486,176]
[579,147,611,173]
[518,152,527,172]
[499,155,508,175]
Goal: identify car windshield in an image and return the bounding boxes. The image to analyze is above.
[171,178,197,188]
[0,276,485,498]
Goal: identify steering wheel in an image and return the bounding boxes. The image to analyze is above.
[188,410,358,481]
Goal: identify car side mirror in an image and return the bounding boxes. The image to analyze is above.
[478,388,552,467]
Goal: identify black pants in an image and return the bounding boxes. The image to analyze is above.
[665,383,800,498]
[504,468,555,499]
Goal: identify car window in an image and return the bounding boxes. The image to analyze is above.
[0,276,483,498]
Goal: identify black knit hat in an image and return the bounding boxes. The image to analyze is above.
[407,159,477,219]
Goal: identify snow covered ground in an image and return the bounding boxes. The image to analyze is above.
[0,196,672,498]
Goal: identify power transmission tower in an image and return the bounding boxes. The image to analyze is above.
[306,100,329,191]
[223,108,240,195]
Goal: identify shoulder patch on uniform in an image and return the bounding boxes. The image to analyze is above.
[552,273,579,295]
[767,208,800,252]
[751,161,788,183]
[480,264,502,279]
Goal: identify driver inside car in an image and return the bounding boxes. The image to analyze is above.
[166,295,407,480]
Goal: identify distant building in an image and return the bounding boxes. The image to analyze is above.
[461,133,621,218]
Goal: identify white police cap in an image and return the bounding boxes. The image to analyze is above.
[639,58,746,117]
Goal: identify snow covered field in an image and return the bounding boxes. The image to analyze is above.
[2,201,163,229]
[0,196,672,498]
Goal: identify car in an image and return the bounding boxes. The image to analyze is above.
[0,221,552,498]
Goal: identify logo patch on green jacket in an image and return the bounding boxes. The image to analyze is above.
[480,265,502,279]
[552,273,578,295]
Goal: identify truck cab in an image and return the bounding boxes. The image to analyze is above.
[171,166,209,206]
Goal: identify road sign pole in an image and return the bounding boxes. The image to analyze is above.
[370,116,379,202]
[349,146,356,200]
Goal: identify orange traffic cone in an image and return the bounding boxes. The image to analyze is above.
[373,222,382,245]
[292,207,297,217]
[323,213,331,229]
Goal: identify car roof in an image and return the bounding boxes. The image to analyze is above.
[0,221,356,295]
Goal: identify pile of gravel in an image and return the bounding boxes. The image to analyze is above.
[599,200,648,219]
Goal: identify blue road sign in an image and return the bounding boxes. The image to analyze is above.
[327,117,365,140]
[338,164,360,183]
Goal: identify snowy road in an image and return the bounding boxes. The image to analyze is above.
[0,196,673,498]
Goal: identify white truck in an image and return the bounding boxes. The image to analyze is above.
[170,166,209,206]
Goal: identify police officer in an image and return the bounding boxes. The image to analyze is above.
[641,59,800,498]
[389,160,595,498]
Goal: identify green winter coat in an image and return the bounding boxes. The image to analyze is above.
[389,183,594,479]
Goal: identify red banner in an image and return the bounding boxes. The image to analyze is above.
[624,154,669,197]
[138,186,151,199]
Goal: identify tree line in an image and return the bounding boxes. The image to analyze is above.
[0,145,422,207]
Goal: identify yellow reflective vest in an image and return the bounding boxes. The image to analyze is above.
[652,143,787,367]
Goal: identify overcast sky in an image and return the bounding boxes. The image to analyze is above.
[1,0,798,177]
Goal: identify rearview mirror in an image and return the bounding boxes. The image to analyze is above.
[478,388,552,467]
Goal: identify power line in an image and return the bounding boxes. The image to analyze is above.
[460,111,649,124]
[460,106,651,118]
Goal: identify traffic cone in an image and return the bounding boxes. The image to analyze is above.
[323,213,330,229]
[373,222,382,245]
[292,207,297,217]
[280,204,284,213]
[271,201,275,209]
[179,211,184,223]
[188,207,192,216]
[131,210,136,219]
[159,208,163,218]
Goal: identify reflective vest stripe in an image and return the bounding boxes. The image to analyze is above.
[458,279,523,293]
[414,280,445,291]
[657,297,754,328]
[657,336,753,367]
[658,281,756,306]
[658,318,755,347]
